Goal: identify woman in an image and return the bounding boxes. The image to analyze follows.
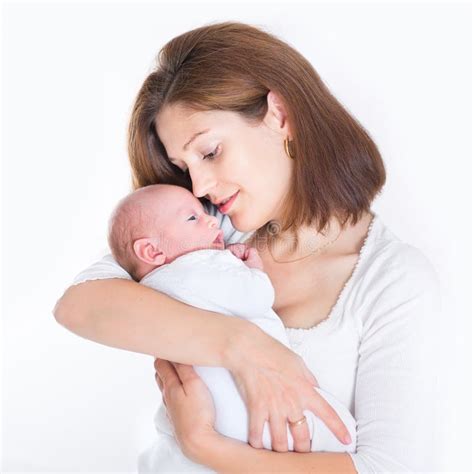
[54,22,440,472]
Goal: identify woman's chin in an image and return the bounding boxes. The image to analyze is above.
[228,213,259,233]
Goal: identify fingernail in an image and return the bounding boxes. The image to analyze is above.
[344,434,352,444]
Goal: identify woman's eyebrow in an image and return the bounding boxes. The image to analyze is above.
[183,128,211,151]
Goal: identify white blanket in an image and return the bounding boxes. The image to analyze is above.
[138,249,356,473]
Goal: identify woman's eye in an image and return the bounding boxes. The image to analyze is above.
[187,215,197,221]
[203,145,220,161]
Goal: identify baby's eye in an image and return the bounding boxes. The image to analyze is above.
[187,215,197,221]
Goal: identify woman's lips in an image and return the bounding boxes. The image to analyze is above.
[218,191,239,214]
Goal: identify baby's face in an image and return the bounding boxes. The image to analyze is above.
[147,186,225,259]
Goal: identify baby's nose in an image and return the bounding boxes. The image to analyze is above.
[207,215,218,228]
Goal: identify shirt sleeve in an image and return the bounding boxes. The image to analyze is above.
[349,244,442,473]
[72,253,132,286]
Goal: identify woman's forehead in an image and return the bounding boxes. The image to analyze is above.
[156,105,241,150]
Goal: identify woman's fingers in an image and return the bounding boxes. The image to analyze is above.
[268,411,289,452]
[154,358,164,391]
[287,411,311,452]
[154,358,181,401]
[173,362,199,385]
[308,390,352,445]
[247,400,267,449]
[278,385,311,453]
[154,358,178,383]
[155,370,163,390]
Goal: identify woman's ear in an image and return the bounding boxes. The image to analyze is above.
[133,238,167,266]
[265,90,292,138]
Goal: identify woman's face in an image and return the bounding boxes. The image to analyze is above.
[154,93,294,233]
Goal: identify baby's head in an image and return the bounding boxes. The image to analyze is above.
[107,184,225,281]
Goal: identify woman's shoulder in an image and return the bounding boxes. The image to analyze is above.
[355,214,440,297]
[350,214,442,333]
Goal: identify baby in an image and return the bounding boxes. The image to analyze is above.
[107,184,357,473]
[107,183,262,282]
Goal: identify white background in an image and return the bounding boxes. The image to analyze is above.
[2,0,472,471]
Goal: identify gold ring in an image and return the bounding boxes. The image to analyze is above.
[288,415,307,427]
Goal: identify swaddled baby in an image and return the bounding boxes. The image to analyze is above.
[107,184,357,473]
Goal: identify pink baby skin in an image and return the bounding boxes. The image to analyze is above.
[108,184,262,281]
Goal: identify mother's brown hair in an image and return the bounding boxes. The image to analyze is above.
[128,21,385,240]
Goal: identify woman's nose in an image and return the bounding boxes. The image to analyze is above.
[189,166,217,199]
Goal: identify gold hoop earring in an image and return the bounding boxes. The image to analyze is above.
[284,137,295,160]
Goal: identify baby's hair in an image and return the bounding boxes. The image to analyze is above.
[107,185,164,281]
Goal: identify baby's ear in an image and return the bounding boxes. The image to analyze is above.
[133,238,167,266]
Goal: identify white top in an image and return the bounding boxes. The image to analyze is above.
[72,204,441,473]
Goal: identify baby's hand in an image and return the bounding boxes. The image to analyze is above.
[226,244,264,271]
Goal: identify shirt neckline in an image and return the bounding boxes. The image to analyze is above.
[285,212,379,336]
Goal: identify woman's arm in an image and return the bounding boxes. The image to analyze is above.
[55,254,352,448]
[193,434,356,473]
[347,246,442,472]
[177,245,441,472]
[53,277,252,366]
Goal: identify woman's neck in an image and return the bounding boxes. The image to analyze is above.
[249,211,373,263]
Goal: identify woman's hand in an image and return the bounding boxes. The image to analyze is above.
[226,324,353,453]
[154,358,218,461]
